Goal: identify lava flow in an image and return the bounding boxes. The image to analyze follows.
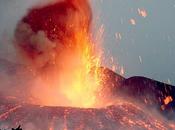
[14,0,106,108]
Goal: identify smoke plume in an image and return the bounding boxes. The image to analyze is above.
[15,0,92,70]
[13,0,105,107]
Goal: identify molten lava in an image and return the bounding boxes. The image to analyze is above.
[15,0,105,108]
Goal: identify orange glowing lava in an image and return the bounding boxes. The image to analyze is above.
[52,30,104,108]
[15,0,109,108]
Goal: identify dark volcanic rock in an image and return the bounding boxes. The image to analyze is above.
[122,76,175,105]
[0,101,171,130]
[122,76,175,119]
[0,60,175,129]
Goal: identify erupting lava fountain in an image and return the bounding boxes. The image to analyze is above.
[0,0,175,129]
[14,0,107,108]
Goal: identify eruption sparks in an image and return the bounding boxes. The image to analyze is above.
[1,0,175,129]
[14,0,106,108]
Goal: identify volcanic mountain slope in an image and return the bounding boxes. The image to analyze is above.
[0,59,175,129]
[118,76,175,119]
[97,67,175,117]
[0,58,175,111]
[0,97,171,130]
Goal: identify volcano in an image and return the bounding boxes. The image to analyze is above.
[0,98,171,130]
[1,0,175,129]
[0,59,175,130]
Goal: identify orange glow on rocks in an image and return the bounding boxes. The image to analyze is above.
[164,96,173,105]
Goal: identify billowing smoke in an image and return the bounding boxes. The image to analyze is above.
[13,0,105,107]
[15,0,92,71]
[0,1,175,129]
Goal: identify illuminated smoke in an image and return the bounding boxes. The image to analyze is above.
[15,0,92,70]
[14,0,107,108]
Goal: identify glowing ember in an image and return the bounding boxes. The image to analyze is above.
[115,32,122,41]
[14,0,107,108]
[129,18,136,25]
[164,96,173,105]
[139,56,142,64]
[138,8,147,18]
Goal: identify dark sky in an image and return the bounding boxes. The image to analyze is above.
[0,0,175,84]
